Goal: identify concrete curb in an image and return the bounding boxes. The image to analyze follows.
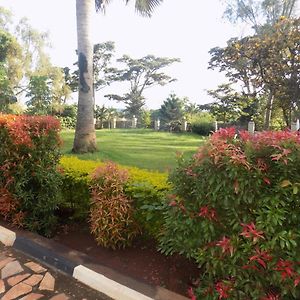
[0,225,189,300]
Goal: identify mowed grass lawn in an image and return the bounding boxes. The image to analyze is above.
[61,129,205,172]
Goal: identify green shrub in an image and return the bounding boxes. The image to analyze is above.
[190,112,215,136]
[59,156,171,238]
[125,166,170,238]
[57,116,76,129]
[191,122,214,136]
[59,156,99,221]
[90,162,139,249]
[0,114,62,236]
[159,128,300,299]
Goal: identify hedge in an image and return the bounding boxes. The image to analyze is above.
[59,156,171,238]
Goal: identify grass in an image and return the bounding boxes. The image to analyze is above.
[61,129,205,172]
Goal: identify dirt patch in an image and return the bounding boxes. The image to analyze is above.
[53,223,200,297]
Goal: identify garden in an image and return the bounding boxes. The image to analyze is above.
[1,114,300,299]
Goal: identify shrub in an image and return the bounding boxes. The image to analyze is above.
[190,112,215,136]
[191,122,214,136]
[59,156,171,238]
[0,114,62,236]
[90,162,139,249]
[57,116,76,129]
[125,166,170,238]
[59,156,99,221]
[159,128,300,299]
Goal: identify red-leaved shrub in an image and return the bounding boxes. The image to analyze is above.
[0,114,62,236]
[159,128,300,299]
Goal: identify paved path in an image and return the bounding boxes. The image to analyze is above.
[0,243,111,300]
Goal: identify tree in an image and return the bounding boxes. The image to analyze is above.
[209,17,300,128]
[158,93,187,130]
[0,29,22,112]
[65,41,115,93]
[0,6,70,116]
[25,75,51,115]
[105,54,179,117]
[73,0,163,153]
[222,0,299,128]
[223,0,298,31]
[205,84,248,123]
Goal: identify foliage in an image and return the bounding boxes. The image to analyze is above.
[125,169,170,238]
[59,156,98,221]
[54,104,78,129]
[139,109,151,128]
[59,156,170,227]
[191,122,214,136]
[105,54,180,118]
[65,41,115,93]
[159,128,300,299]
[205,84,250,123]
[0,29,22,112]
[94,105,117,129]
[25,76,52,115]
[0,114,62,236]
[90,162,139,249]
[57,116,77,130]
[209,17,300,128]
[223,0,298,31]
[158,93,187,130]
[190,112,215,136]
[0,7,70,115]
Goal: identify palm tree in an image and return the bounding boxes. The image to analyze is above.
[73,0,163,153]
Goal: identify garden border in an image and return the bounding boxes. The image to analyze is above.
[0,225,188,300]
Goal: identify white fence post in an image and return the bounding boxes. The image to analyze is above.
[291,119,299,132]
[248,121,255,134]
[111,117,116,129]
[132,115,137,128]
[214,121,218,132]
[154,119,160,131]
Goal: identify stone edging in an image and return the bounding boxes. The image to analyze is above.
[0,225,188,300]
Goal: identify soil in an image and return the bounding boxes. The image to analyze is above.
[53,223,200,297]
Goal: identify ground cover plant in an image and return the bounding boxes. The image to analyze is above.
[60,129,204,171]
[159,128,300,299]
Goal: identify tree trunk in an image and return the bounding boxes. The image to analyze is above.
[264,90,274,130]
[72,0,97,153]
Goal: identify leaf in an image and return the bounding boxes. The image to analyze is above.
[280,180,291,188]
[293,185,298,195]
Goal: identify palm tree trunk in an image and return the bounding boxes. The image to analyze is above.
[72,0,97,153]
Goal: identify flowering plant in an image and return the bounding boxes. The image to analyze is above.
[159,128,300,299]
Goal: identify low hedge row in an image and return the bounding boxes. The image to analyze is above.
[59,156,171,238]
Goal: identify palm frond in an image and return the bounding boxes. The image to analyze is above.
[95,0,113,12]
[126,0,163,17]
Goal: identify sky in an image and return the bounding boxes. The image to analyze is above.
[1,0,248,110]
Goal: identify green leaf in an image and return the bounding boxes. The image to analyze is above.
[293,185,298,195]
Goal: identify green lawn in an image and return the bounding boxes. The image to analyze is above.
[61,129,205,172]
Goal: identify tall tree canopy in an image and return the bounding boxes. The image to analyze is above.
[223,0,298,31]
[105,54,179,117]
[209,16,300,128]
[0,6,70,114]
